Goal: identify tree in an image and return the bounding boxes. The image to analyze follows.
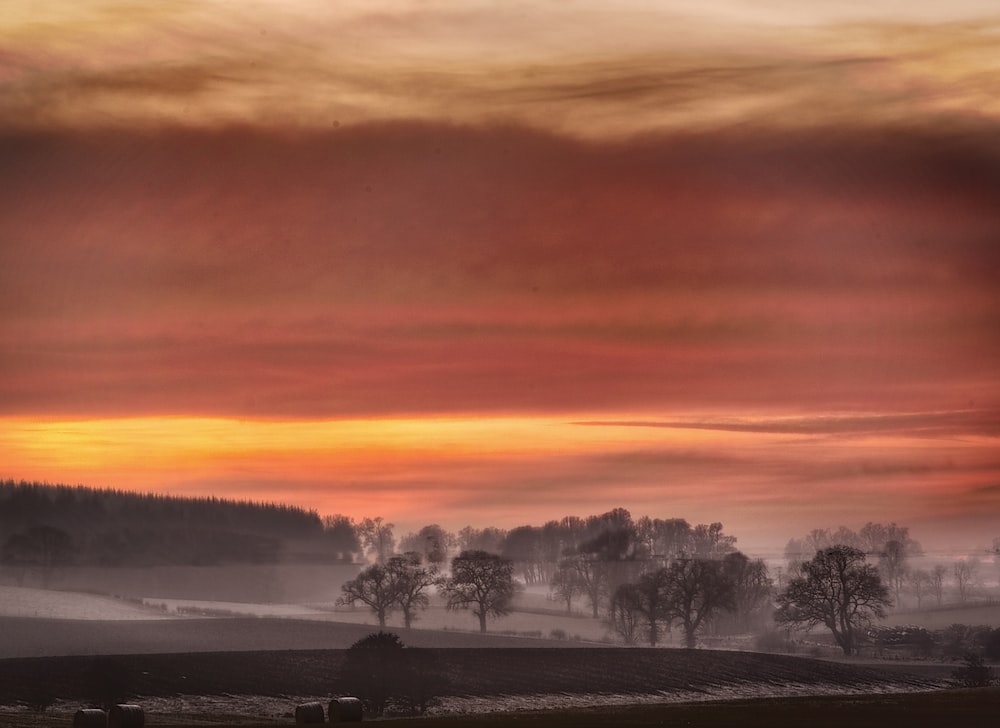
[722,552,773,633]
[323,514,361,562]
[358,517,396,564]
[954,558,980,603]
[337,632,406,717]
[502,525,545,585]
[558,552,606,618]
[440,550,518,633]
[386,553,437,628]
[662,558,736,648]
[878,539,908,606]
[550,561,584,614]
[930,564,948,606]
[1,525,74,586]
[456,526,507,554]
[952,652,994,688]
[398,525,453,568]
[338,563,398,627]
[907,568,931,610]
[688,522,737,559]
[775,546,892,656]
[608,582,644,645]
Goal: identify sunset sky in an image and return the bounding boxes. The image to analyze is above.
[2,1,999,554]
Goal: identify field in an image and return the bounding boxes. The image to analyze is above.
[0,645,966,726]
[1,582,997,726]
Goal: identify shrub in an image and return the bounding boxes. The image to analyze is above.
[952,652,995,688]
[337,632,446,717]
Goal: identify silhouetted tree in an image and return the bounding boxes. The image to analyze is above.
[688,522,737,559]
[662,558,735,648]
[454,525,505,554]
[441,550,518,633]
[907,568,931,609]
[338,632,405,716]
[324,514,361,561]
[358,517,396,564]
[502,526,545,585]
[386,552,437,628]
[930,564,948,606]
[338,563,397,627]
[398,525,453,567]
[722,551,773,632]
[878,539,909,606]
[776,546,891,656]
[608,582,644,645]
[952,652,994,688]
[1,525,74,586]
[550,561,585,613]
[954,558,980,603]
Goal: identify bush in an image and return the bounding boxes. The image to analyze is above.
[984,628,1000,661]
[336,632,447,717]
[952,652,995,688]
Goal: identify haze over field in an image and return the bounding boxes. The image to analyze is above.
[2,1,999,553]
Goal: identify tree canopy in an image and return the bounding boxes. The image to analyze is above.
[776,545,891,655]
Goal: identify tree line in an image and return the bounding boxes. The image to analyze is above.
[0,480,324,573]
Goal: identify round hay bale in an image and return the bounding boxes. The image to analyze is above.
[329,696,363,722]
[73,708,108,728]
[108,704,144,728]
[294,701,325,724]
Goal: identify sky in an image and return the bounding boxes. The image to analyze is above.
[1,1,999,555]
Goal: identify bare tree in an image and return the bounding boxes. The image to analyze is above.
[723,552,773,632]
[775,546,891,656]
[662,558,735,648]
[688,522,737,559]
[907,568,931,610]
[607,582,644,645]
[550,561,584,614]
[398,525,454,568]
[440,550,518,633]
[930,564,948,606]
[358,517,396,564]
[559,553,606,618]
[994,536,1000,588]
[954,558,980,603]
[456,526,507,554]
[338,563,398,627]
[878,540,908,606]
[386,553,437,628]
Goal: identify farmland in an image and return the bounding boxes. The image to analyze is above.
[0,645,960,726]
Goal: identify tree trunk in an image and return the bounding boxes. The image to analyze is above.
[478,610,487,633]
[684,629,697,649]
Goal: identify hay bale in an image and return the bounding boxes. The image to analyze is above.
[73,709,108,728]
[329,696,363,722]
[294,701,326,724]
[108,704,144,728]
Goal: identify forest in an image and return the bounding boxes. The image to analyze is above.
[0,480,325,570]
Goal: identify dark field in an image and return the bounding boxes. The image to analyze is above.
[0,646,944,702]
[1,644,979,727]
[2,690,999,728]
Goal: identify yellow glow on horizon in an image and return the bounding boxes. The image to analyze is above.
[0,414,728,476]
